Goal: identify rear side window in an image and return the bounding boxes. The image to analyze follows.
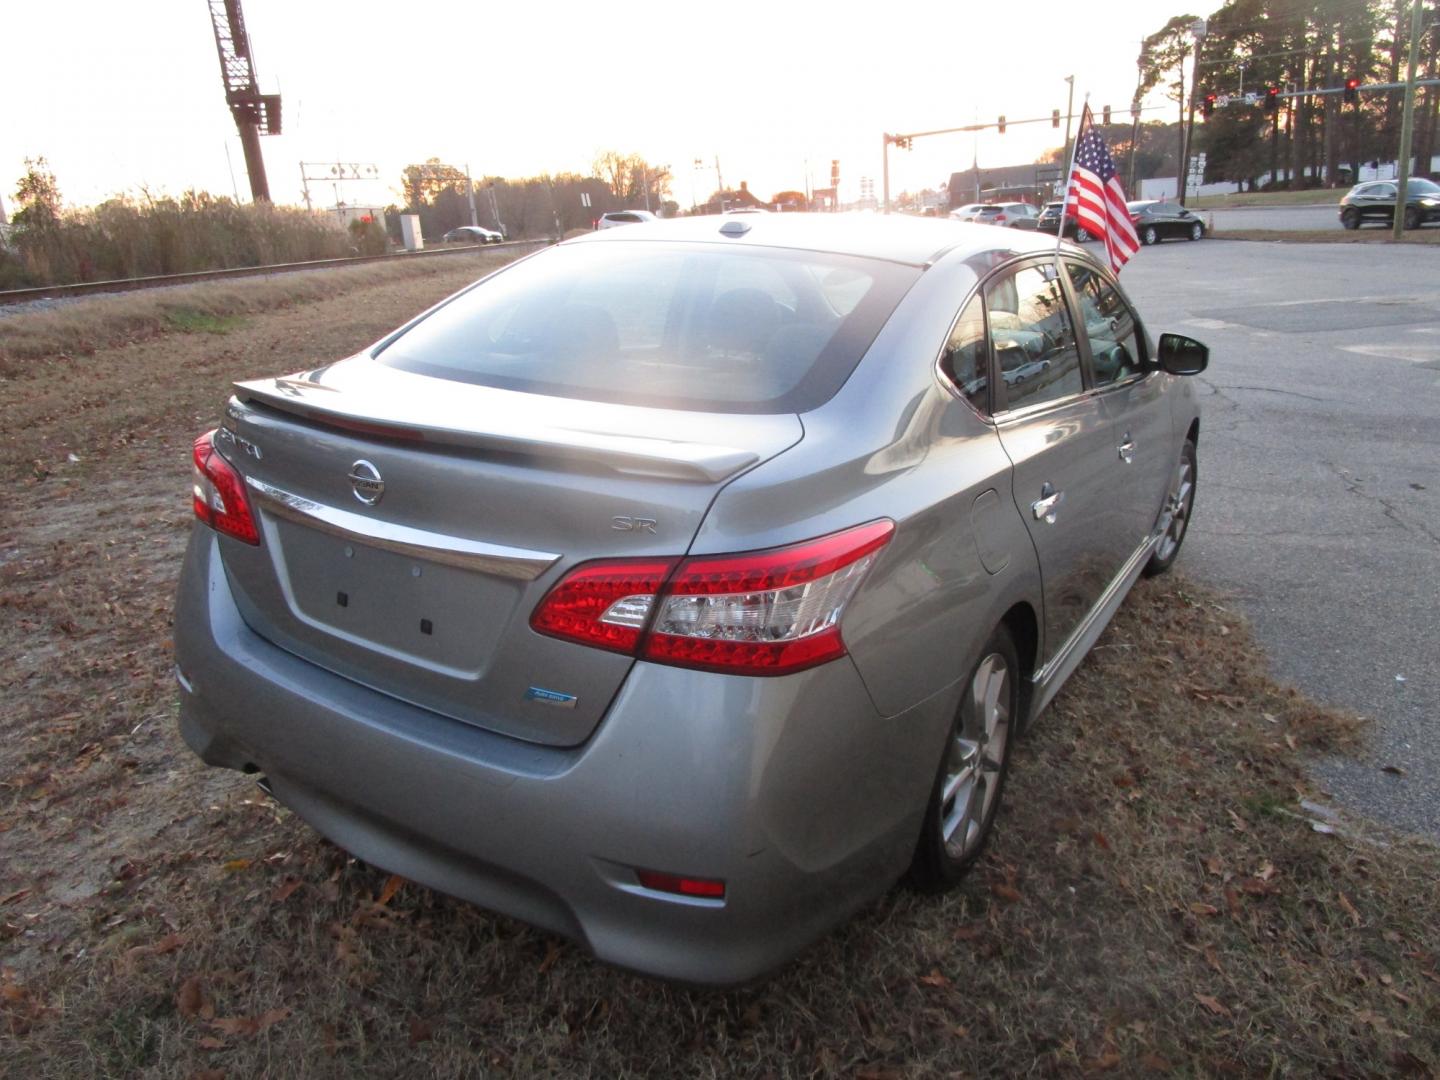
[940,296,989,413]
[375,241,920,413]
[986,263,1083,411]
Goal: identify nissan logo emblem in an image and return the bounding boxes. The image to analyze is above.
[348,460,385,505]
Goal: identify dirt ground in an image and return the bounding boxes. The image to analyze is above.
[1,261,1437,1078]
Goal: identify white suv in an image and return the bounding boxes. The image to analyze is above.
[596,210,659,229]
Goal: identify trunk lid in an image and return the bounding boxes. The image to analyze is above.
[216,356,803,746]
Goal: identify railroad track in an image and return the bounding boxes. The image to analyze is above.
[0,240,549,307]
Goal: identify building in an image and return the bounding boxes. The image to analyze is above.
[947,163,1059,209]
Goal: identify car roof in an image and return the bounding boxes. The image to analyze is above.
[563,212,1073,267]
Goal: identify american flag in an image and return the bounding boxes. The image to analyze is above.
[1065,104,1140,273]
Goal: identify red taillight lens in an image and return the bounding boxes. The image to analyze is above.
[530,520,893,676]
[636,869,726,899]
[528,557,677,654]
[191,431,260,545]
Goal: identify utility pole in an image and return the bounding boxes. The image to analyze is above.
[715,157,725,211]
[1178,17,1207,206]
[882,135,891,214]
[488,182,503,236]
[465,164,479,227]
[1063,75,1076,163]
[1128,43,1144,194]
[1392,0,1425,239]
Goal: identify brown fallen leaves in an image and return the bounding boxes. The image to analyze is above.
[1194,993,1233,1019]
[176,973,288,1045]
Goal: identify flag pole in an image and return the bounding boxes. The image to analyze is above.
[1054,92,1090,265]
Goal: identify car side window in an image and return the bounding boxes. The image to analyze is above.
[940,294,989,413]
[986,263,1083,411]
[1066,262,1144,388]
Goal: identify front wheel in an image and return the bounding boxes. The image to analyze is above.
[1075,226,1092,243]
[1189,222,1204,241]
[1341,208,1360,230]
[1141,225,1159,246]
[1403,206,1420,231]
[910,626,1019,890]
[1144,439,1197,577]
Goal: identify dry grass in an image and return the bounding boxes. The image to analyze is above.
[1189,189,1343,209]
[1,265,1438,1078]
[0,249,521,371]
[1211,227,1440,244]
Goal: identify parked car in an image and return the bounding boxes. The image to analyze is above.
[1127,200,1205,244]
[442,226,503,244]
[993,202,1041,229]
[1338,177,1440,230]
[949,203,989,222]
[596,209,659,229]
[175,215,1206,985]
[952,203,1038,228]
[1036,201,1093,241]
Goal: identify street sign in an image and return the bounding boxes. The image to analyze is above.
[1036,165,1062,182]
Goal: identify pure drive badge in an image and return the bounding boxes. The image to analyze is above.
[525,687,578,709]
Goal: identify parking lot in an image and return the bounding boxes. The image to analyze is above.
[1,240,1437,1075]
[1123,237,1440,839]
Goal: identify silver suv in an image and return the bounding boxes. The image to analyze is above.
[175,216,1205,984]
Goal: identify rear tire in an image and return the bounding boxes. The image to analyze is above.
[910,626,1019,891]
[1144,439,1197,578]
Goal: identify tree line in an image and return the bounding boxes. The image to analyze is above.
[1138,0,1440,189]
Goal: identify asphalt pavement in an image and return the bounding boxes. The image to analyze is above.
[1121,237,1440,841]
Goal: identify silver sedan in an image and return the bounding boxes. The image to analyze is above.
[174,214,1205,984]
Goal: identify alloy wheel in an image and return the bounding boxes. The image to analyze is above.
[940,653,1011,861]
[1155,456,1195,564]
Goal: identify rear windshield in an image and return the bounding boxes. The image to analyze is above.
[374,241,920,413]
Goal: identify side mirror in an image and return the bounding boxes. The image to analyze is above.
[1157,333,1209,376]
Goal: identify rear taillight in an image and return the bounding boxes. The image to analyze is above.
[527,557,677,655]
[192,431,260,545]
[530,520,893,676]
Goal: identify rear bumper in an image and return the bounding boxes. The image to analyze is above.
[174,530,950,984]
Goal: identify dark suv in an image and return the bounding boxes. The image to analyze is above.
[1339,178,1440,230]
[1036,202,1092,241]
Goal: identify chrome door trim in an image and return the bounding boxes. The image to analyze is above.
[1029,529,1158,717]
[245,476,560,581]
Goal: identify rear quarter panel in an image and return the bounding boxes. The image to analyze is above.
[692,250,1044,719]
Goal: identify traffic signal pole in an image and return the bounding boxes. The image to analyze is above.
[882,134,891,214]
[1392,0,1425,240]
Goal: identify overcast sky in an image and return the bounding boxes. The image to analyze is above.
[2,0,1198,213]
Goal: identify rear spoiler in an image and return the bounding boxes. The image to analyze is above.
[232,372,765,484]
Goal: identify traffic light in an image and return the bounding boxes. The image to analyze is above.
[1102,105,1111,126]
[1052,108,1061,128]
[998,115,1006,134]
[1343,77,1359,104]
[1202,93,1217,118]
[1264,86,1279,113]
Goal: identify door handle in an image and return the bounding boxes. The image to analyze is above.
[1032,483,1064,524]
[1118,434,1136,464]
